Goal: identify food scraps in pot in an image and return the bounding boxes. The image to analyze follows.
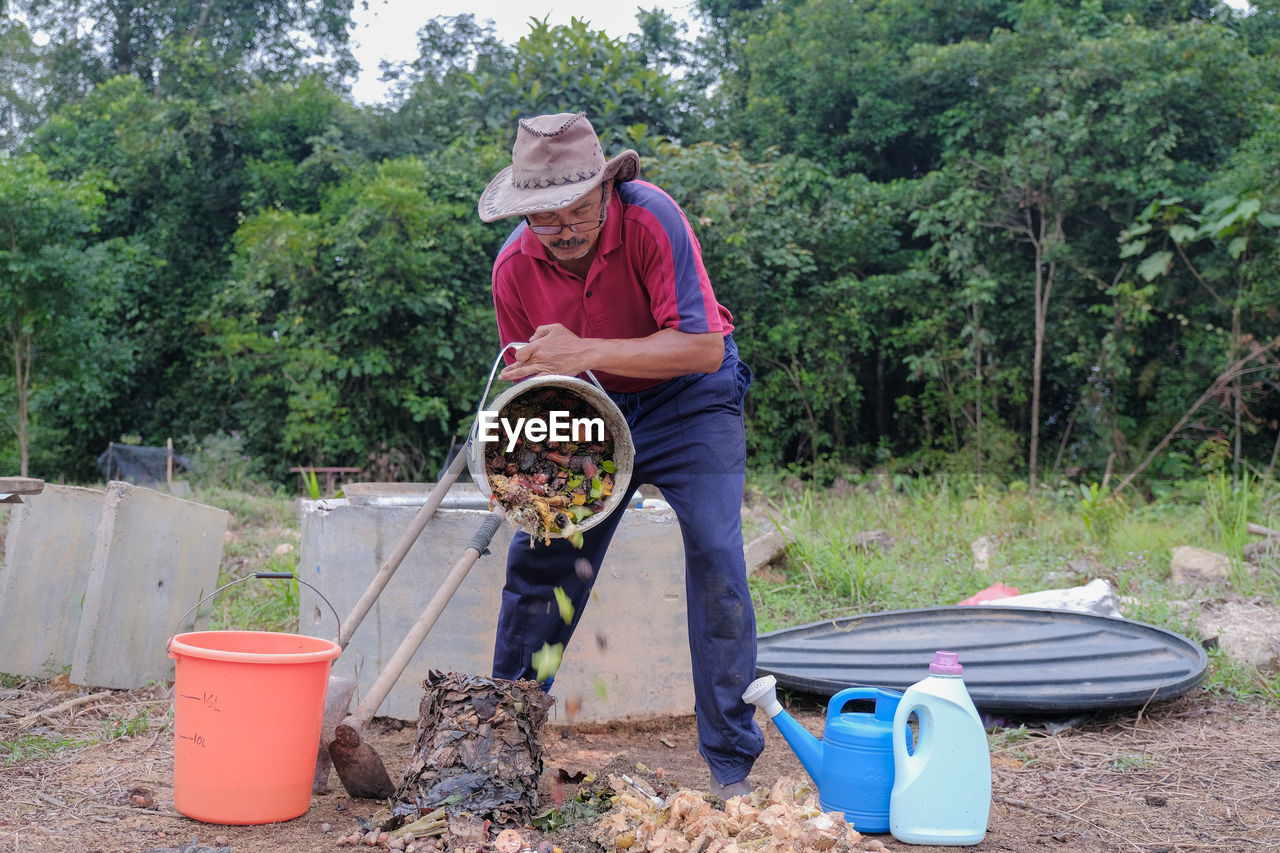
[482,387,618,546]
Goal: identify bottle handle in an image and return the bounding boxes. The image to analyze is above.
[893,699,931,764]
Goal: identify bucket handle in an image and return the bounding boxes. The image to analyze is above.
[168,572,343,651]
[474,342,607,431]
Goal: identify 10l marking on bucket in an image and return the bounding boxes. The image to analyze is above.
[176,690,219,750]
[178,731,207,748]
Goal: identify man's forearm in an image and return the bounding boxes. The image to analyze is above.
[580,329,724,379]
[500,325,725,381]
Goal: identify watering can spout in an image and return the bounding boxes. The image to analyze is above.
[743,675,824,783]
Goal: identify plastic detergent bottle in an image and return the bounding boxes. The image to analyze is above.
[889,651,992,845]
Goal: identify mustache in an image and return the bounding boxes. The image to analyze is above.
[551,236,588,250]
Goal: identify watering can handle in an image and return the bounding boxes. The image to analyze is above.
[166,572,342,652]
[826,686,886,727]
[474,342,607,428]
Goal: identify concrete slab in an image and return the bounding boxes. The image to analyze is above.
[0,484,106,678]
[297,489,694,724]
[71,481,229,688]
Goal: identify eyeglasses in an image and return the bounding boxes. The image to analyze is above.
[527,218,605,236]
[526,186,608,236]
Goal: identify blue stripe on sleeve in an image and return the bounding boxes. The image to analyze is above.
[620,182,711,334]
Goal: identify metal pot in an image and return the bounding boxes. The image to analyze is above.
[467,345,635,538]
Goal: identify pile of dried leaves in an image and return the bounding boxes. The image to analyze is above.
[391,672,555,831]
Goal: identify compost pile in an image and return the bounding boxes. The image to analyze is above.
[482,387,619,546]
[389,672,554,835]
[585,774,876,853]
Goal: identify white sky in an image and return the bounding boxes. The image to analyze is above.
[349,1,703,104]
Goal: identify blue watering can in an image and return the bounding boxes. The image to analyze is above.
[743,674,902,833]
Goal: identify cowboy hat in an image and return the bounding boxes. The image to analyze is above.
[478,111,641,223]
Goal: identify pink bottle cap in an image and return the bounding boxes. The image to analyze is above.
[929,650,964,675]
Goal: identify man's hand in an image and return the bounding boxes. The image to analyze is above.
[499,325,725,382]
[499,324,585,381]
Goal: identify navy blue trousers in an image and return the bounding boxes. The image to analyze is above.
[491,336,765,785]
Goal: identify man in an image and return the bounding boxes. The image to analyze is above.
[477,112,762,798]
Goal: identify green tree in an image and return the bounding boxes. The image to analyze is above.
[26,74,374,476]
[906,4,1265,488]
[704,0,1012,177]
[11,0,357,107]
[0,154,105,475]
[200,143,508,478]
[1117,190,1280,488]
[374,14,514,158]
[653,144,905,470]
[410,17,681,156]
[907,174,1011,479]
[0,15,43,152]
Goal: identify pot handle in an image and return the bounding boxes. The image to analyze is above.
[474,342,524,426]
[474,342,607,428]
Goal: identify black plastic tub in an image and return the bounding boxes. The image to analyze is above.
[755,605,1207,714]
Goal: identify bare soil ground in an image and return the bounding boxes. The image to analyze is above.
[2,680,1278,853]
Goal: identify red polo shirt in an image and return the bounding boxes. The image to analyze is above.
[491,180,734,393]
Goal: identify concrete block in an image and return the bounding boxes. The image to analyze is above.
[0,484,106,678]
[70,481,229,688]
[297,486,693,724]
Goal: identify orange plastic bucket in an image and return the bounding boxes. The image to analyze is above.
[168,630,341,824]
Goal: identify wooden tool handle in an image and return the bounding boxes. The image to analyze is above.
[349,511,504,726]
[336,448,470,648]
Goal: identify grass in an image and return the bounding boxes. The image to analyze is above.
[192,486,303,634]
[988,725,1041,767]
[102,710,151,740]
[0,709,161,767]
[1200,647,1280,701]
[1109,752,1157,772]
[748,471,1280,700]
[0,734,92,766]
